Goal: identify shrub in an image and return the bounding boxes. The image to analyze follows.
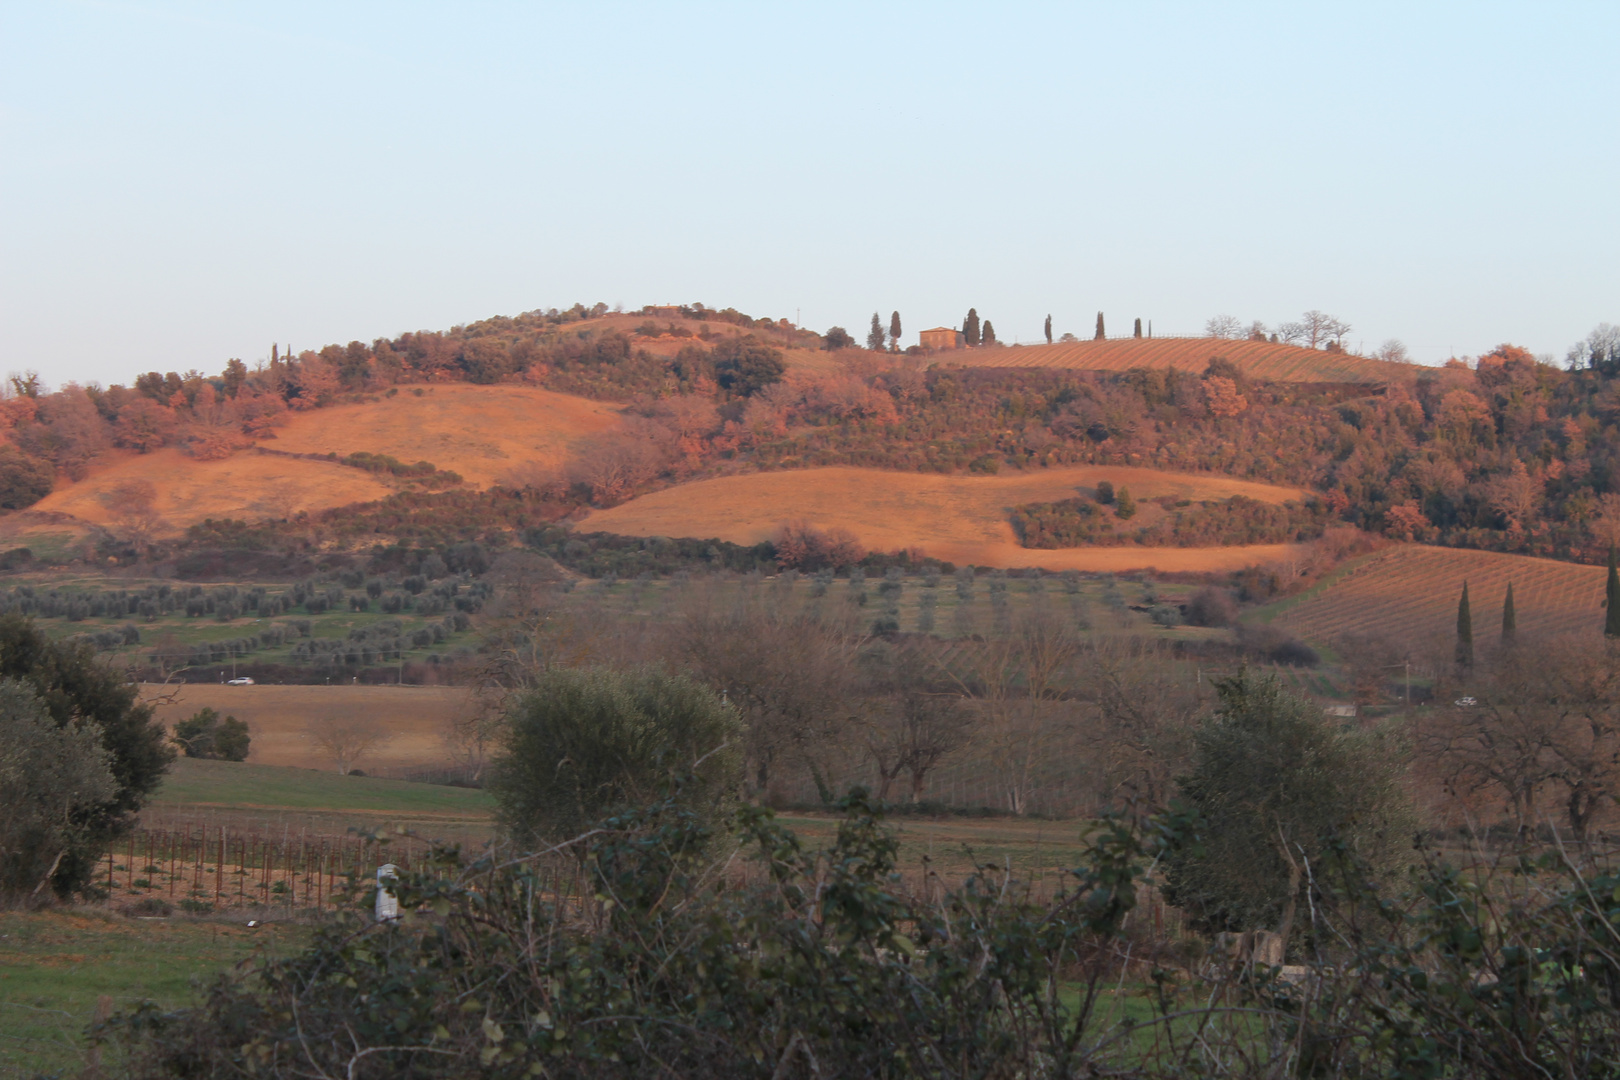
[171,707,251,761]
[489,666,741,845]
[1185,586,1238,627]
[1094,479,1114,504]
[1162,671,1415,937]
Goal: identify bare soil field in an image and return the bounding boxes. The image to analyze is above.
[32,448,391,532]
[939,337,1410,383]
[142,683,477,773]
[580,464,1310,571]
[269,383,623,488]
[1271,544,1607,649]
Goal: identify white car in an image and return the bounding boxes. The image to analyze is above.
[1454,696,1477,707]
[227,677,255,686]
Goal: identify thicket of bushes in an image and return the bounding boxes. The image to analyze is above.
[1011,493,1331,549]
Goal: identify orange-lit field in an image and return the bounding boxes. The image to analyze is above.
[143,683,476,773]
[269,383,623,488]
[1274,545,1606,648]
[939,337,1409,384]
[581,464,1310,571]
[34,449,392,531]
[29,384,624,532]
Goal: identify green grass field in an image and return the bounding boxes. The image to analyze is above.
[0,909,305,1078]
[152,757,493,816]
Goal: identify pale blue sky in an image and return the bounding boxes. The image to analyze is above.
[3,2,1616,387]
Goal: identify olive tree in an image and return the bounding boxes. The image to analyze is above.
[489,666,742,845]
[1162,671,1416,941]
[0,679,117,899]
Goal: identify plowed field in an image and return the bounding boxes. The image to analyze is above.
[1274,546,1607,647]
[939,337,1409,384]
[580,465,1310,571]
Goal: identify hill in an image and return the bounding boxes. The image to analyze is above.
[30,385,622,533]
[943,337,1412,383]
[1271,545,1607,649]
[580,464,1310,571]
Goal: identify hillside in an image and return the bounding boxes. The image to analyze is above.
[945,337,1412,383]
[1272,545,1607,649]
[30,385,622,532]
[580,464,1310,571]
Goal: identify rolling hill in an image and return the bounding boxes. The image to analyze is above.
[1272,545,1607,649]
[29,385,623,533]
[580,464,1311,571]
[941,337,1411,384]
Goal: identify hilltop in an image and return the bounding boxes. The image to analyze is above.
[944,336,1412,384]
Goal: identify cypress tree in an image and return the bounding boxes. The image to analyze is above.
[1607,548,1620,638]
[867,312,886,351]
[1133,317,1143,338]
[964,309,980,347]
[1115,486,1136,520]
[1455,580,1473,667]
[982,320,996,346]
[1501,582,1517,641]
[888,311,902,352]
[1094,312,1106,340]
[1044,314,1053,344]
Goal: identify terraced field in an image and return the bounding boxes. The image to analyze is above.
[1273,545,1607,648]
[941,337,1411,384]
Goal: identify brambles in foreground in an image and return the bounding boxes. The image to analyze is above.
[105,793,1620,1080]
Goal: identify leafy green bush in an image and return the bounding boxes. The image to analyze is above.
[171,707,251,761]
[1162,671,1415,937]
[489,666,741,845]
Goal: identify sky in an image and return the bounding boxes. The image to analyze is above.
[2,2,1617,388]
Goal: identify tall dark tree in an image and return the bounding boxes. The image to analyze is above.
[867,313,886,352]
[1607,549,1620,639]
[981,320,997,346]
[1094,312,1105,340]
[888,311,902,352]
[0,615,173,895]
[1044,314,1053,344]
[963,309,981,347]
[1133,318,1143,339]
[1456,580,1474,667]
[1501,582,1517,642]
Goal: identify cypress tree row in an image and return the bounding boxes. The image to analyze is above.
[1455,580,1473,667]
[1607,548,1620,638]
[1501,582,1516,641]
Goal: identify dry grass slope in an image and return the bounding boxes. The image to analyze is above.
[581,464,1310,571]
[270,383,623,488]
[34,450,392,531]
[30,385,624,532]
[941,337,1411,384]
[1276,545,1607,649]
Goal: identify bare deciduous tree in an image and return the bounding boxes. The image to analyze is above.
[308,719,391,776]
[1204,314,1243,339]
[1077,635,1203,809]
[861,643,972,803]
